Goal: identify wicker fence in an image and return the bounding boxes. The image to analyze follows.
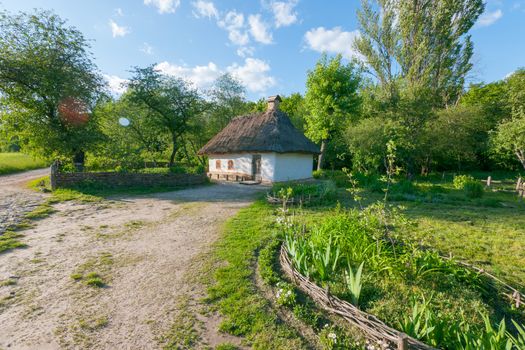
[279,245,437,350]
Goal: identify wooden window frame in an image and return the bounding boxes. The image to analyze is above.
[215,159,221,170]
[228,160,234,170]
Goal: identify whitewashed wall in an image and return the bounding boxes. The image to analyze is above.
[273,153,314,182]
[261,153,276,182]
[208,154,252,174]
[208,152,314,182]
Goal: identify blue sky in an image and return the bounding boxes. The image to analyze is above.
[1,0,524,100]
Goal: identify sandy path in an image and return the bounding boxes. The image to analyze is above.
[0,182,264,349]
[0,168,49,234]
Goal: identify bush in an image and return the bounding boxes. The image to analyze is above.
[453,174,475,189]
[453,175,483,198]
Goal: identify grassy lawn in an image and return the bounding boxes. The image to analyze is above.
[204,200,309,349]
[0,152,47,175]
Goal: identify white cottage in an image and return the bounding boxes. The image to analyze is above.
[198,95,320,183]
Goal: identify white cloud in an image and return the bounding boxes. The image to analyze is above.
[144,0,180,14]
[192,0,219,19]
[227,58,276,93]
[477,9,503,26]
[109,20,130,38]
[248,14,273,44]
[104,74,128,95]
[153,58,276,93]
[304,27,360,59]
[140,42,154,55]
[236,46,255,58]
[271,1,298,28]
[155,61,222,90]
[115,8,124,16]
[218,11,250,46]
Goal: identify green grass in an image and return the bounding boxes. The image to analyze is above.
[0,231,27,253]
[205,200,308,349]
[0,152,47,175]
[71,253,113,288]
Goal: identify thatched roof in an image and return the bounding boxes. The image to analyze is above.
[198,96,320,155]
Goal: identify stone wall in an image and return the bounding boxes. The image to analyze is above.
[50,165,206,190]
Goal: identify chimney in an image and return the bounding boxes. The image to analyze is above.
[267,95,282,111]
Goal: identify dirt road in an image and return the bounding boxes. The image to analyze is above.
[0,178,264,349]
[0,169,48,234]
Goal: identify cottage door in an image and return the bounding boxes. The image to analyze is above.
[252,155,262,182]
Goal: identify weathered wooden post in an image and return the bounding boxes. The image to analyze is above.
[50,160,58,191]
[517,177,523,192]
[486,176,492,187]
[397,334,409,350]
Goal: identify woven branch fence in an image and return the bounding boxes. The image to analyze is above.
[279,246,438,350]
[442,257,525,309]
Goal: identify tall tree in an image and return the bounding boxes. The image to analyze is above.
[304,54,361,170]
[127,65,202,167]
[0,9,103,164]
[208,74,248,133]
[355,0,484,108]
[491,69,525,170]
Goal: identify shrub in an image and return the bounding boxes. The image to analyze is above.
[453,174,475,189]
[452,175,484,198]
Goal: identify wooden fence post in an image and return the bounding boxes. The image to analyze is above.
[50,160,58,191]
[397,334,409,350]
[486,176,492,187]
[517,177,523,192]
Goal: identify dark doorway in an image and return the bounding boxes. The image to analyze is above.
[252,155,261,181]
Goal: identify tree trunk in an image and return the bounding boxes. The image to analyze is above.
[317,139,327,171]
[169,134,177,168]
[516,149,525,170]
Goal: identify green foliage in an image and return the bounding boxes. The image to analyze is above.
[127,65,202,167]
[0,9,103,163]
[344,262,364,307]
[305,54,361,170]
[453,175,483,198]
[464,181,484,199]
[281,201,524,347]
[453,175,476,189]
[258,238,282,286]
[206,201,307,349]
[271,181,337,205]
[275,282,297,307]
[312,170,348,188]
[305,54,361,143]
[400,298,524,349]
[492,111,525,170]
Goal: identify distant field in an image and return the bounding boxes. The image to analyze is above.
[0,153,47,175]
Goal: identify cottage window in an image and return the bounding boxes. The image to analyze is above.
[228,160,234,170]
[215,160,221,170]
